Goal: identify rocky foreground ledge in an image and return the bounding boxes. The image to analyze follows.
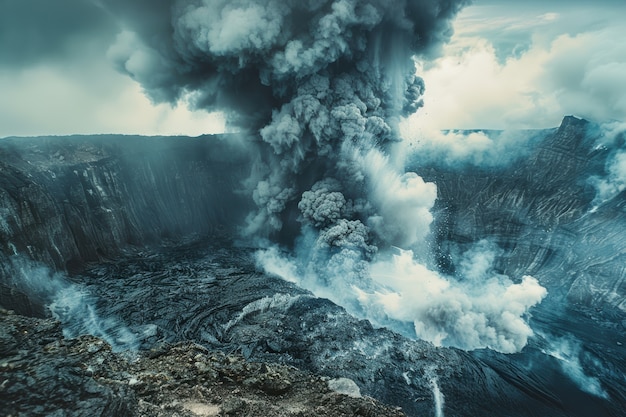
[0,308,405,417]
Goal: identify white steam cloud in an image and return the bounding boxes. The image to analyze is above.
[8,256,145,351]
[258,239,547,353]
[541,334,609,399]
[588,122,626,210]
[367,249,546,353]
[398,124,548,169]
[364,149,437,247]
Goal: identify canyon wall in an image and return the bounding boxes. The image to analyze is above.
[2,117,625,318]
[0,134,253,313]
[416,116,626,316]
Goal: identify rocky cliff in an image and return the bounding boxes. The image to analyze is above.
[3,118,624,317]
[417,116,626,316]
[0,134,252,314]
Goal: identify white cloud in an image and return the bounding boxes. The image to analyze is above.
[405,3,626,131]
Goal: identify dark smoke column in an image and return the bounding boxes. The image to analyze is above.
[102,0,467,250]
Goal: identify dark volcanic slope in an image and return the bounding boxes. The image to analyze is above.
[61,239,582,417]
[1,119,625,416]
[0,308,408,417]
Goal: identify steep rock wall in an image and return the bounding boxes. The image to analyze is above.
[0,135,253,313]
[417,116,626,315]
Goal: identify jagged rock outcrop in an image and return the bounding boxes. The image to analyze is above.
[419,116,626,315]
[2,135,252,258]
[0,308,408,417]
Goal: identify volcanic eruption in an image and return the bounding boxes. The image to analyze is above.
[100,0,546,353]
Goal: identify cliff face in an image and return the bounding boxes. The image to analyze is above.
[0,135,253,313]
[417,116,626,316]
[3,118,624,316]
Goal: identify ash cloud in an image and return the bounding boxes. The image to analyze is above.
[102,0,465,129]
[298,178,347,228]
[101,0,547,353]
[99,0,468,242]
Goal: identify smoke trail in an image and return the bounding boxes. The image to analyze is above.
[541,334,609,399]
[101,0,546,353]
[8,256,148,351]
[427,368,445,417]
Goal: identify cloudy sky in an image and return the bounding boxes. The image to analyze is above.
[1,0,625,137]
[408,0,626,130]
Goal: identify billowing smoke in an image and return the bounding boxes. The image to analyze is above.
[366,244,546,353]
[100,0,547,353]
[100,0,464,239]
[588,121,626,210]
[258,239,547,353]
[398,125,548,169]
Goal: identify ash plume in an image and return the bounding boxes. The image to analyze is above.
[101,0,547,353]
[101,0,466,240]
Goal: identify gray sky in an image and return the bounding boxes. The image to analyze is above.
[1,0,625,137]
[0,0,225,137]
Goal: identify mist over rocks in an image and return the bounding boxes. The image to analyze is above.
[0,134,253,292]
[413,116,626,317]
